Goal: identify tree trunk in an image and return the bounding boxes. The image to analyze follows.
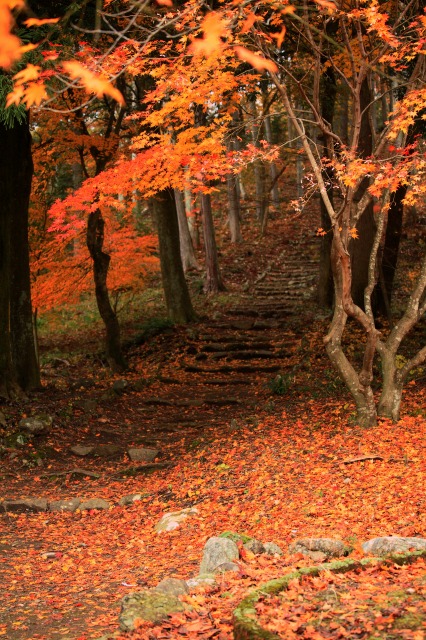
[227,172,243,243]
[200,192,225,293]
[318,62,337,309]
[184,184,200,248]
[249,97,267,225]
[174,188,200,272]
[86,209,127,371]
[264,113,280,210]
[325,237,377,428]
[375,184,406,317]
[153,189,197,322]
[351,77,376,309]
[0,114,40,396]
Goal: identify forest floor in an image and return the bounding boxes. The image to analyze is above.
[0,203,426,640]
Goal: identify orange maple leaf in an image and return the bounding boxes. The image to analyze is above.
[189,13,228,57]
[62,61,125,105]
[23,81,48,107]
[24,17,59,27]
[13,63,40,85]
[233,45,278,73]
[0,2,22,69]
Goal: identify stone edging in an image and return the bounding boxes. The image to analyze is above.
[232,549,426,640]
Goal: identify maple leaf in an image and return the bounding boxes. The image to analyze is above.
[24,17,59,27]
[0,3,22,69]
[23,81,48,107]
[272,26,287,49]
[62,61,125,105]
[5,84,24,107]
[13,63,40,85]
[233,46,278,72]
[241,12,258,34]
[314,0,337,12]
[189,13,228,57]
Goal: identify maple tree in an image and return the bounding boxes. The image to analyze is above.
[1,0,425,423]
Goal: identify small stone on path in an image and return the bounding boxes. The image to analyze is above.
[199,536,239,574]
[155,507,199,533]
[119,590,185,630]
[263,542,283,556]
[127,447,159,462]
[153,578,189,597]
[362,536,426,555]
[289,538,350,558]
[19,415,52,435]
[70,445,94,457]
[79,498,110,511]
[49,498,81,513]
[119,494,143,506]
[1,498,48,513]
[93,444,122,458]
[243,539,265,555]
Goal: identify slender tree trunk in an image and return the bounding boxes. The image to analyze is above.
[318,62,337,309]
[174,188,200,271]
[264,113,280,209]
[227,172,243,243]
[0,114,40,396]
[184,184,200,248]
[86,209,127,371]
[249,96,267,225]
[325,233,378,427]
[200,192,225,293]
[375,184,406,316]
[153,188,197,322]
[351,77,376,309]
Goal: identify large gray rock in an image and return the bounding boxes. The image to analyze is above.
[119,590,185,630]
[79,498,110,511]
[362,537,426,555]
[153,578,189,597]
[199,536,239,574]
[19,415,52,435]
[1,498,48,513]
[49,498,81,513]
[289,538,350,559]
[128,447,159,463]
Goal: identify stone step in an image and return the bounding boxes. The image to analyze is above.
[184,364,281,374]
[199,342,273,353]
[201,350,278,360]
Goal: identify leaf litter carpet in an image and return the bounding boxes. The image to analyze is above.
[1,213,426,639]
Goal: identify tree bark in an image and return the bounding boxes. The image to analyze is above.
[184,184,200,248]
[318,62,337,309]
[249,96,267,225]
[174,188,200,272]
[375,184,406,317]
[86,209,127,371]
[351,77,376,309]
[0,114,40,396]
[264,113,280,209]
[153,189,197,322]
[200,192,225,293]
